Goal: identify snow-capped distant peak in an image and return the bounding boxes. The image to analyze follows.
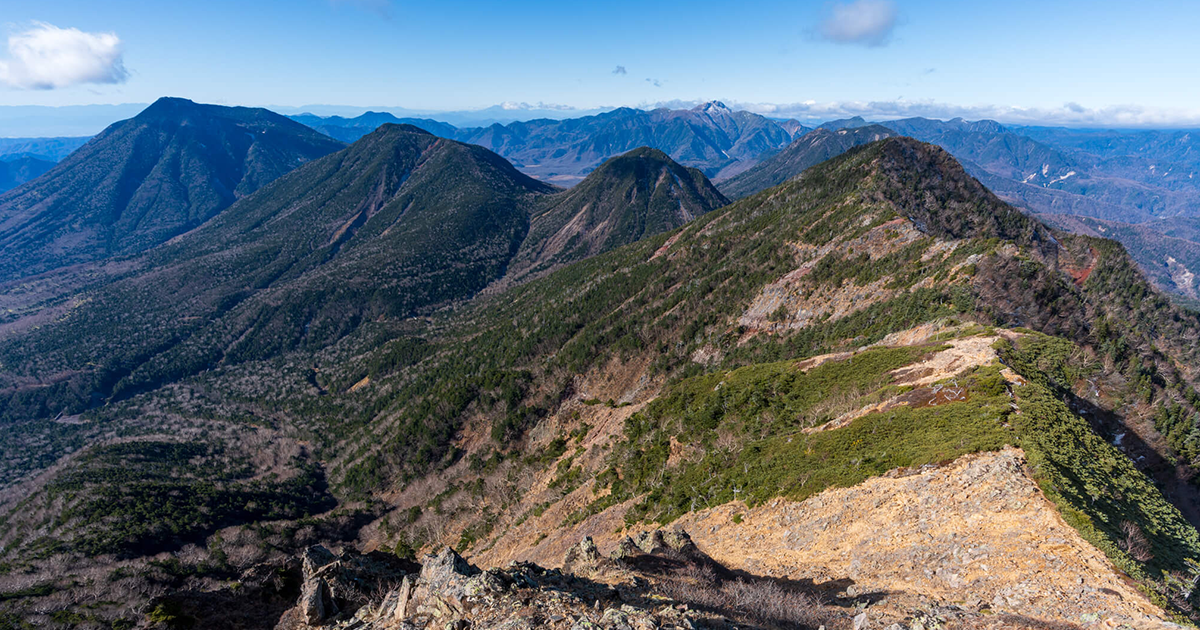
[695,101,731,113]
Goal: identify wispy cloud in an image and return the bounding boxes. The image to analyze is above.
[498,101,579,112]
[646,78,663,88]
[0,22,128,90]
[612,65,627,75]
[818,0,899,47]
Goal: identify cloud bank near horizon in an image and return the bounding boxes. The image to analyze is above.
[639,98,1200,128]
[0,22,128,90]
[380,96,1200,128]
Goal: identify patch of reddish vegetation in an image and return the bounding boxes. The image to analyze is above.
[1063,247,1098,287]
[651,232,684,260]
[896,383,970,409]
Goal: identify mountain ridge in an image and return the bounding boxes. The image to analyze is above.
[501,146,728,286]
[0,97,346,282]
[719,124,896,199]
[4,134,1200,628]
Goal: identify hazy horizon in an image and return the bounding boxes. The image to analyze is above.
[4,0,1200,131]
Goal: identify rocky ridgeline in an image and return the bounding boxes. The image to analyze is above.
[197,527,1072,630]
[272,531,742,630]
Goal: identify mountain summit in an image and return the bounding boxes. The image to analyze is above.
[503,147,728,284]
[0,97,344,281]
[692,100,733,114]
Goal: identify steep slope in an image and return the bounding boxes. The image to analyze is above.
[310,137,1200,624]
[502,147,728,285]
[0,155,54,193]
[873,117,1200,300]
[8,138,1200,628]
[0,123,554,422]
[0,97,345,281]
[718,125,895,199]
[884,117,1200,223]
[1039,213,1200,299]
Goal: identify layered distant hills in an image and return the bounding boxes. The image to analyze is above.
[0,138,91,193]
[0,155,55,194]
[9,99,1200,301]
[0,136,91,162]
[291,101,810,184]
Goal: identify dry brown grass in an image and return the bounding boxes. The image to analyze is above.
[657,561,828,629]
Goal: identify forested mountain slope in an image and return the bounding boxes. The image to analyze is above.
[5,138,1200,628]
[502,147,728,285]
[0,98,345,281]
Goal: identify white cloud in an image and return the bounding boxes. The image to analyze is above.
[0,22,127,90]
[731,99,1200,128]
[613,65,627,75]
[819,0,899,47]
[497,101,579,112]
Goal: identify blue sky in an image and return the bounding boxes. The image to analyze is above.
[2,0,1199,126]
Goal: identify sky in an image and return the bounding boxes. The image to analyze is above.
[1,0,1200,128]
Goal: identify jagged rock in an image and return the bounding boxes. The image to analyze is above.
[272,548,418,629]
[610,537,640,561]
[301,577,335,625]
[600,607,634,630]
[303,545,337,579]
[504,560,547,589]
[421,547,479,587]
[633,530,667,555]
[410,546,482,614]
[661,529,698,554]
[465,568,511,596]
[391,575,414,621]
[564,537,602,573]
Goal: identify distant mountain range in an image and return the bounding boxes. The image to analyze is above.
[0,136,91,162]
[0,155,55,194]
[8,98,1200,301]
[0,98,344,281]
[290,102,810,185]
[719,125,895,199]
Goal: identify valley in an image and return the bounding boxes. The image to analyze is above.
[2,99,1200,630]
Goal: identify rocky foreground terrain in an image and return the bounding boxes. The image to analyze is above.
[154,512,1157,630]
